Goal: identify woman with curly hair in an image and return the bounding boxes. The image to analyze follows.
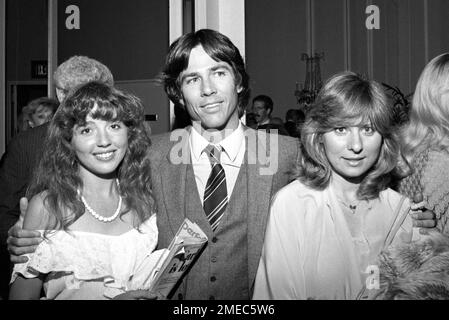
[399,53,449,235]
[253,72,423,300]
[9,81,160,300]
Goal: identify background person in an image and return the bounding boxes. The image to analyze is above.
[22,97,59,129]
[252,94,273,128]
[252,95,288,135]
[399,53,449,235]
[284,108,305,138]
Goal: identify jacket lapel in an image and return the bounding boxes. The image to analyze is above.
[158,129,191,238]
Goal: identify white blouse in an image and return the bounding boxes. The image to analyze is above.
[253,180,421,300]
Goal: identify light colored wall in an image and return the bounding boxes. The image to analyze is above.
[195,0,246,58]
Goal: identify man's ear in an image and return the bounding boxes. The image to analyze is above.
[237,84,243,94]
[178,95,185,106]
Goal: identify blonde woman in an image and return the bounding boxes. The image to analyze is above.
[399,53,449,235]
[253,72,423,300]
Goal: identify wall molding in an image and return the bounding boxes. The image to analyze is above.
[194,0,207,30]
[423,0,429,63]
[366,0,374,78]
[169,0,184,129]
[306,0,312,55]
[0,0,5,156]
[343,0,351,70]
[48,0,58,99]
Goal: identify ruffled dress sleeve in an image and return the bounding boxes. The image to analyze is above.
[11,214,167,299]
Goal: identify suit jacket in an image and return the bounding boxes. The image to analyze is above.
[0,123,49,243]
[0,123,49,299]
[148,126,301,296]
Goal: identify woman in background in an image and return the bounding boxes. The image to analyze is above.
[22,97,59,129]
[399,53,449,235]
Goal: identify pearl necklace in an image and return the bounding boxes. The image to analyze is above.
[78,180,122,223]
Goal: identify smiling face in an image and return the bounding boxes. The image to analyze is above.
[71,113,128,178]
[252,100,270,124]
[179,45,242,132]
[322,123,383,183]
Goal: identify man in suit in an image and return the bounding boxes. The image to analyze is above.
[0,56,114,299]
[252,95,274,128]
[147,29,301,299]
[252,95,289,135]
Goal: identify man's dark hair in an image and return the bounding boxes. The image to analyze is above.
[160,29,250,118]
[253,95,273,114]
[285,108,305,124]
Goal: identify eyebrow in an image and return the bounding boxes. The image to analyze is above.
[74,120,95,127]
[180,63,233,83]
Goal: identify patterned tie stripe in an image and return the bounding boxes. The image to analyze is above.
[203,145,228,231]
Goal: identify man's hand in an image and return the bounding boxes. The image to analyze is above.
[7,197,42,264]
[112,290,158,300]
[7,226,42,263]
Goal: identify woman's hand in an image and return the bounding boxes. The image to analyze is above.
[112,290,159,300]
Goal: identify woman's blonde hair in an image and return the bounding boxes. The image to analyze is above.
[401,53,449,164]
[295,71,399,200]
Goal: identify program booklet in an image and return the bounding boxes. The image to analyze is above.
[148,218,208,299]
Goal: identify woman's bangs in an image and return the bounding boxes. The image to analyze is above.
[89,99,125,123]
[321,96,389,133]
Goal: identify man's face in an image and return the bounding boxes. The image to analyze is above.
[55,81,68,103]
[252,100,270,124]
[179,45,242,132]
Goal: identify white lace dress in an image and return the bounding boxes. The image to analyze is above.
[11,214,166,299]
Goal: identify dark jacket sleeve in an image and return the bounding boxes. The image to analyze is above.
[0,136,28,243]
[0,124,48,244]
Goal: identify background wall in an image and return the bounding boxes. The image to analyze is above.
[5,0,170,141]
[58,0,170,135]
[246,0,449,121]
[6,0,47,81]
[245,0,308,117]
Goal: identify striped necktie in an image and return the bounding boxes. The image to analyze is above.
[203,145,228,231]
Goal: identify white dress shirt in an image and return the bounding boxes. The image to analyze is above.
[189,122,246,205]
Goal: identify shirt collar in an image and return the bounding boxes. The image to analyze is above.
[259,118,271,126]
[190,121,245,162]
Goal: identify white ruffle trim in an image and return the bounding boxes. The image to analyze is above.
[11,214,166,298]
